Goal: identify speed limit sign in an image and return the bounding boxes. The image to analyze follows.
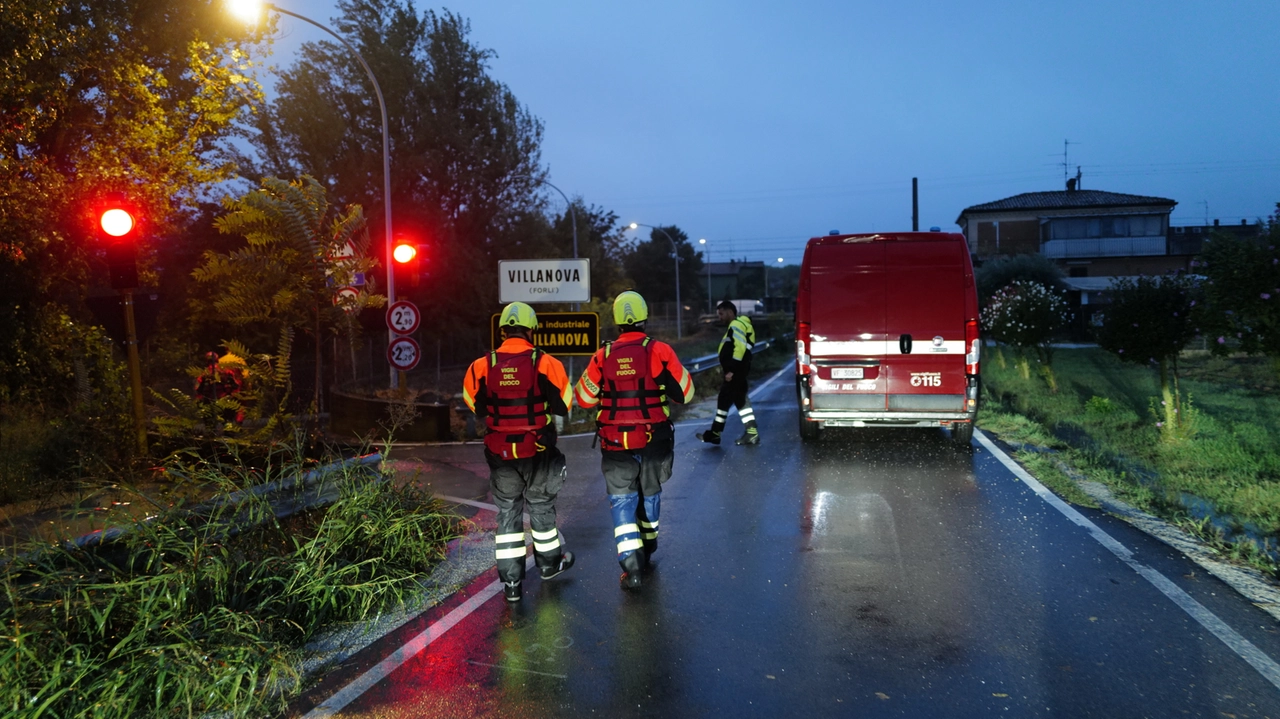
[386,300,421,335]
[387,337,421,371]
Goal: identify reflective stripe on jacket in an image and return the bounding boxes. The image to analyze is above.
[575,331,694,419]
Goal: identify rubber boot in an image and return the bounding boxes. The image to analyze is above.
[620,551,645,589]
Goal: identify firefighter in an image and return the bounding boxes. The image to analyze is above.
[194,351,246,426]
[697,300,760,445]
[463,302,575,602]
[575,291,695,589]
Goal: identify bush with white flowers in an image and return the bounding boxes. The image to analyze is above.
[981,280,1072,386]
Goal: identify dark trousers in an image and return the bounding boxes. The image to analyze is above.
[710,370,756,433]
[601,422,674,569]
[487,445,568,584]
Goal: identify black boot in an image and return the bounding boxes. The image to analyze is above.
[697,430,721,445]
[619,551,645,589]
[540,551,575,580]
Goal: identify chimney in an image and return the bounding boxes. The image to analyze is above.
[1066,177,1077,192]
[1214,218,1220,226]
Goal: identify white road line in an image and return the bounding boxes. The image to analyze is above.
[435,494,498,512]
[975,429,1280,691]
[749,364,793,400]
[303,556,533,718]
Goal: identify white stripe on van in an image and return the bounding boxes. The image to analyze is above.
[810,340,966,356]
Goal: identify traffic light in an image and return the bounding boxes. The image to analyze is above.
[99,194,139,290]
[392,239,427,290]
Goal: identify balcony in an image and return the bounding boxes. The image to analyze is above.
[1041,237,1167,259]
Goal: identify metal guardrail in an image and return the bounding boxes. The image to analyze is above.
[683,333,793,375]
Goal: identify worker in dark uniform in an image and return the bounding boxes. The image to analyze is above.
[698,300,760,445]
[575,291,695,589]
[463,302,575,602]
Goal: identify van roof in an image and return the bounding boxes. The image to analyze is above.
[805,231,964,247]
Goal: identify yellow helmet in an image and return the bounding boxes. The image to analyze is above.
[613,291,648,325]
[499,301,538,329]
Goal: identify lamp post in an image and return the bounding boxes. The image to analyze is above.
[698,238,712,313]
[765,256,784,300]
[516,176,578,288]
[629,222,682,340]
[230,1,399,387]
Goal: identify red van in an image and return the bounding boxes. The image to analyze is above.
[794,231,980,443]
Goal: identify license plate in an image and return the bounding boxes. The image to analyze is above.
[831,367,864,379]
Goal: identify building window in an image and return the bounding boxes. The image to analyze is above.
[1049,214,1163,240]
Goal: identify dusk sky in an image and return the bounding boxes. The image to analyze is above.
[264,1,1280,265]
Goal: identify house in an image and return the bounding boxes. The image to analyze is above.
[956,178,1179,278]
[956,179,1265,335]
[957,178,1180,336]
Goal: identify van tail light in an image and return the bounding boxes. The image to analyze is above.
[796,322,811,374]
[964,319,980,375]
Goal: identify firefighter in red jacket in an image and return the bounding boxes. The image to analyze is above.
[463,302,575,602]
[575,291,695,589]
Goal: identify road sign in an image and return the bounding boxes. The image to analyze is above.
[499,258,590,304]
[386,300,421,335]
[387,337,422,371]
[334,286,360,313]
[490,311,599,355]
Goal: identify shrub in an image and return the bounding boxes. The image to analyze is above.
[975,254,1067,309]
[1094,273,1199,439]
[980,280,1072,388]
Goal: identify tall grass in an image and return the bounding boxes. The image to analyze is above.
[0,442,461,718]
[982,347,1280,567]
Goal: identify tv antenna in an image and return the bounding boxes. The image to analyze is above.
[1061,139,1080,183]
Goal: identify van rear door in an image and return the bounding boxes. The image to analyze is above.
[808,240,887,410]
[881,238,968,412]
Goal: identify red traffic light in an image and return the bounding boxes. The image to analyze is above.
[100,208,135,237]
[393,242,417,264]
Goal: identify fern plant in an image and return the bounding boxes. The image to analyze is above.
[152,331,296,447]
[191,176,385,415]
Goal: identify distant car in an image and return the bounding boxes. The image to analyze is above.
[794,231,980,444]
[727,299,764,316]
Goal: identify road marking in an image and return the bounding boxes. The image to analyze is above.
[435,494,498,512]
[465,660,568,679]
[749,364,793,400]
[303,555,533,718]
[975,429,1280,691]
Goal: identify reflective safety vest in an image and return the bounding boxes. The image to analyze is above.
[484,348,548,433]
[598,337,668,425]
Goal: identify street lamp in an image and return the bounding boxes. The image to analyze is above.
[629,222,682,340]
[765,256,784,299]
[516,175,578,299]
[699,238,712,313]
[229,0,400,387]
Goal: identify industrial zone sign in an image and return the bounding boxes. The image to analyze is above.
[499,258,590,304]
[490,312,599,356]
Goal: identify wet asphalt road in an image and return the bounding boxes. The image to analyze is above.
[301,371,1280,718]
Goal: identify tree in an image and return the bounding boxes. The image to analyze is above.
[252,1,546,359]
[0,0,265,459]
[980,280,1072,389]
[1196,209,1280,381]
[1094,274,1199,437]
[191,176,381,411]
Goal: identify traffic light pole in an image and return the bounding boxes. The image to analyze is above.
[122,290,147,455]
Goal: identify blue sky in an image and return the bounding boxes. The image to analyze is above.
[263,1,1280,264]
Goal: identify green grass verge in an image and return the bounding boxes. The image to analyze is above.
[981,346,1280,574]
[1,442,462,718]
